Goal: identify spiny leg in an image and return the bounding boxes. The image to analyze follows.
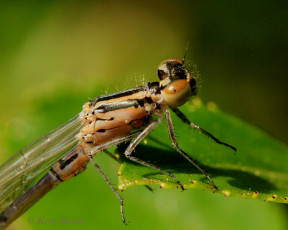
[103,149,154,192]
[171,107,236,152]
[88,156,127,224]
[124,118,184,190]
[87,134,141,224]
[165,109,218,189]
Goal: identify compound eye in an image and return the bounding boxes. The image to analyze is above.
[162,79,192,107]
[157,69,167,80]
[164,79,188,95]
[157,59,185,81]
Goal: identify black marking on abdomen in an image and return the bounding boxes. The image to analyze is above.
[50,168,64,182]
[59,153,79,170]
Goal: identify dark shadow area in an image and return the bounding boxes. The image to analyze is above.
[116,143,276,193]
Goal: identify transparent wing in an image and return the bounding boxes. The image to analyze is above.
[0,114,84,213]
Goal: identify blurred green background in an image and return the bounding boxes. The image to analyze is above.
[0,0,287,230]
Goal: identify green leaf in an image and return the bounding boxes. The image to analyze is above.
[115,98,288,204]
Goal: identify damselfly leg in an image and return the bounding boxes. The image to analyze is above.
[123,118,184,190]
[165,109,217,189]
[87,133,142,224]
[171,107,236,152]
[89,158,126,224]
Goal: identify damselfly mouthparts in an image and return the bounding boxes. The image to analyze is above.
[0,57,236,229]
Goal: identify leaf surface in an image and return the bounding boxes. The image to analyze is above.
[116,99,288,204]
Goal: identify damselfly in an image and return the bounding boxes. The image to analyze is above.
[0,56,236,229]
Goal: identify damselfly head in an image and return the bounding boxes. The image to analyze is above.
[157,59,197,107]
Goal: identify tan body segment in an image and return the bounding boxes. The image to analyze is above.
[52,89,160,181]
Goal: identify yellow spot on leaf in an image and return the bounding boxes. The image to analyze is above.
[223,190,230,197]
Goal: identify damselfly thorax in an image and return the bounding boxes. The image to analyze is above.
[0,58,236,229]
[52,82,164,181]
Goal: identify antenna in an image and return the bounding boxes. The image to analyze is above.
[182,42,189,65]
